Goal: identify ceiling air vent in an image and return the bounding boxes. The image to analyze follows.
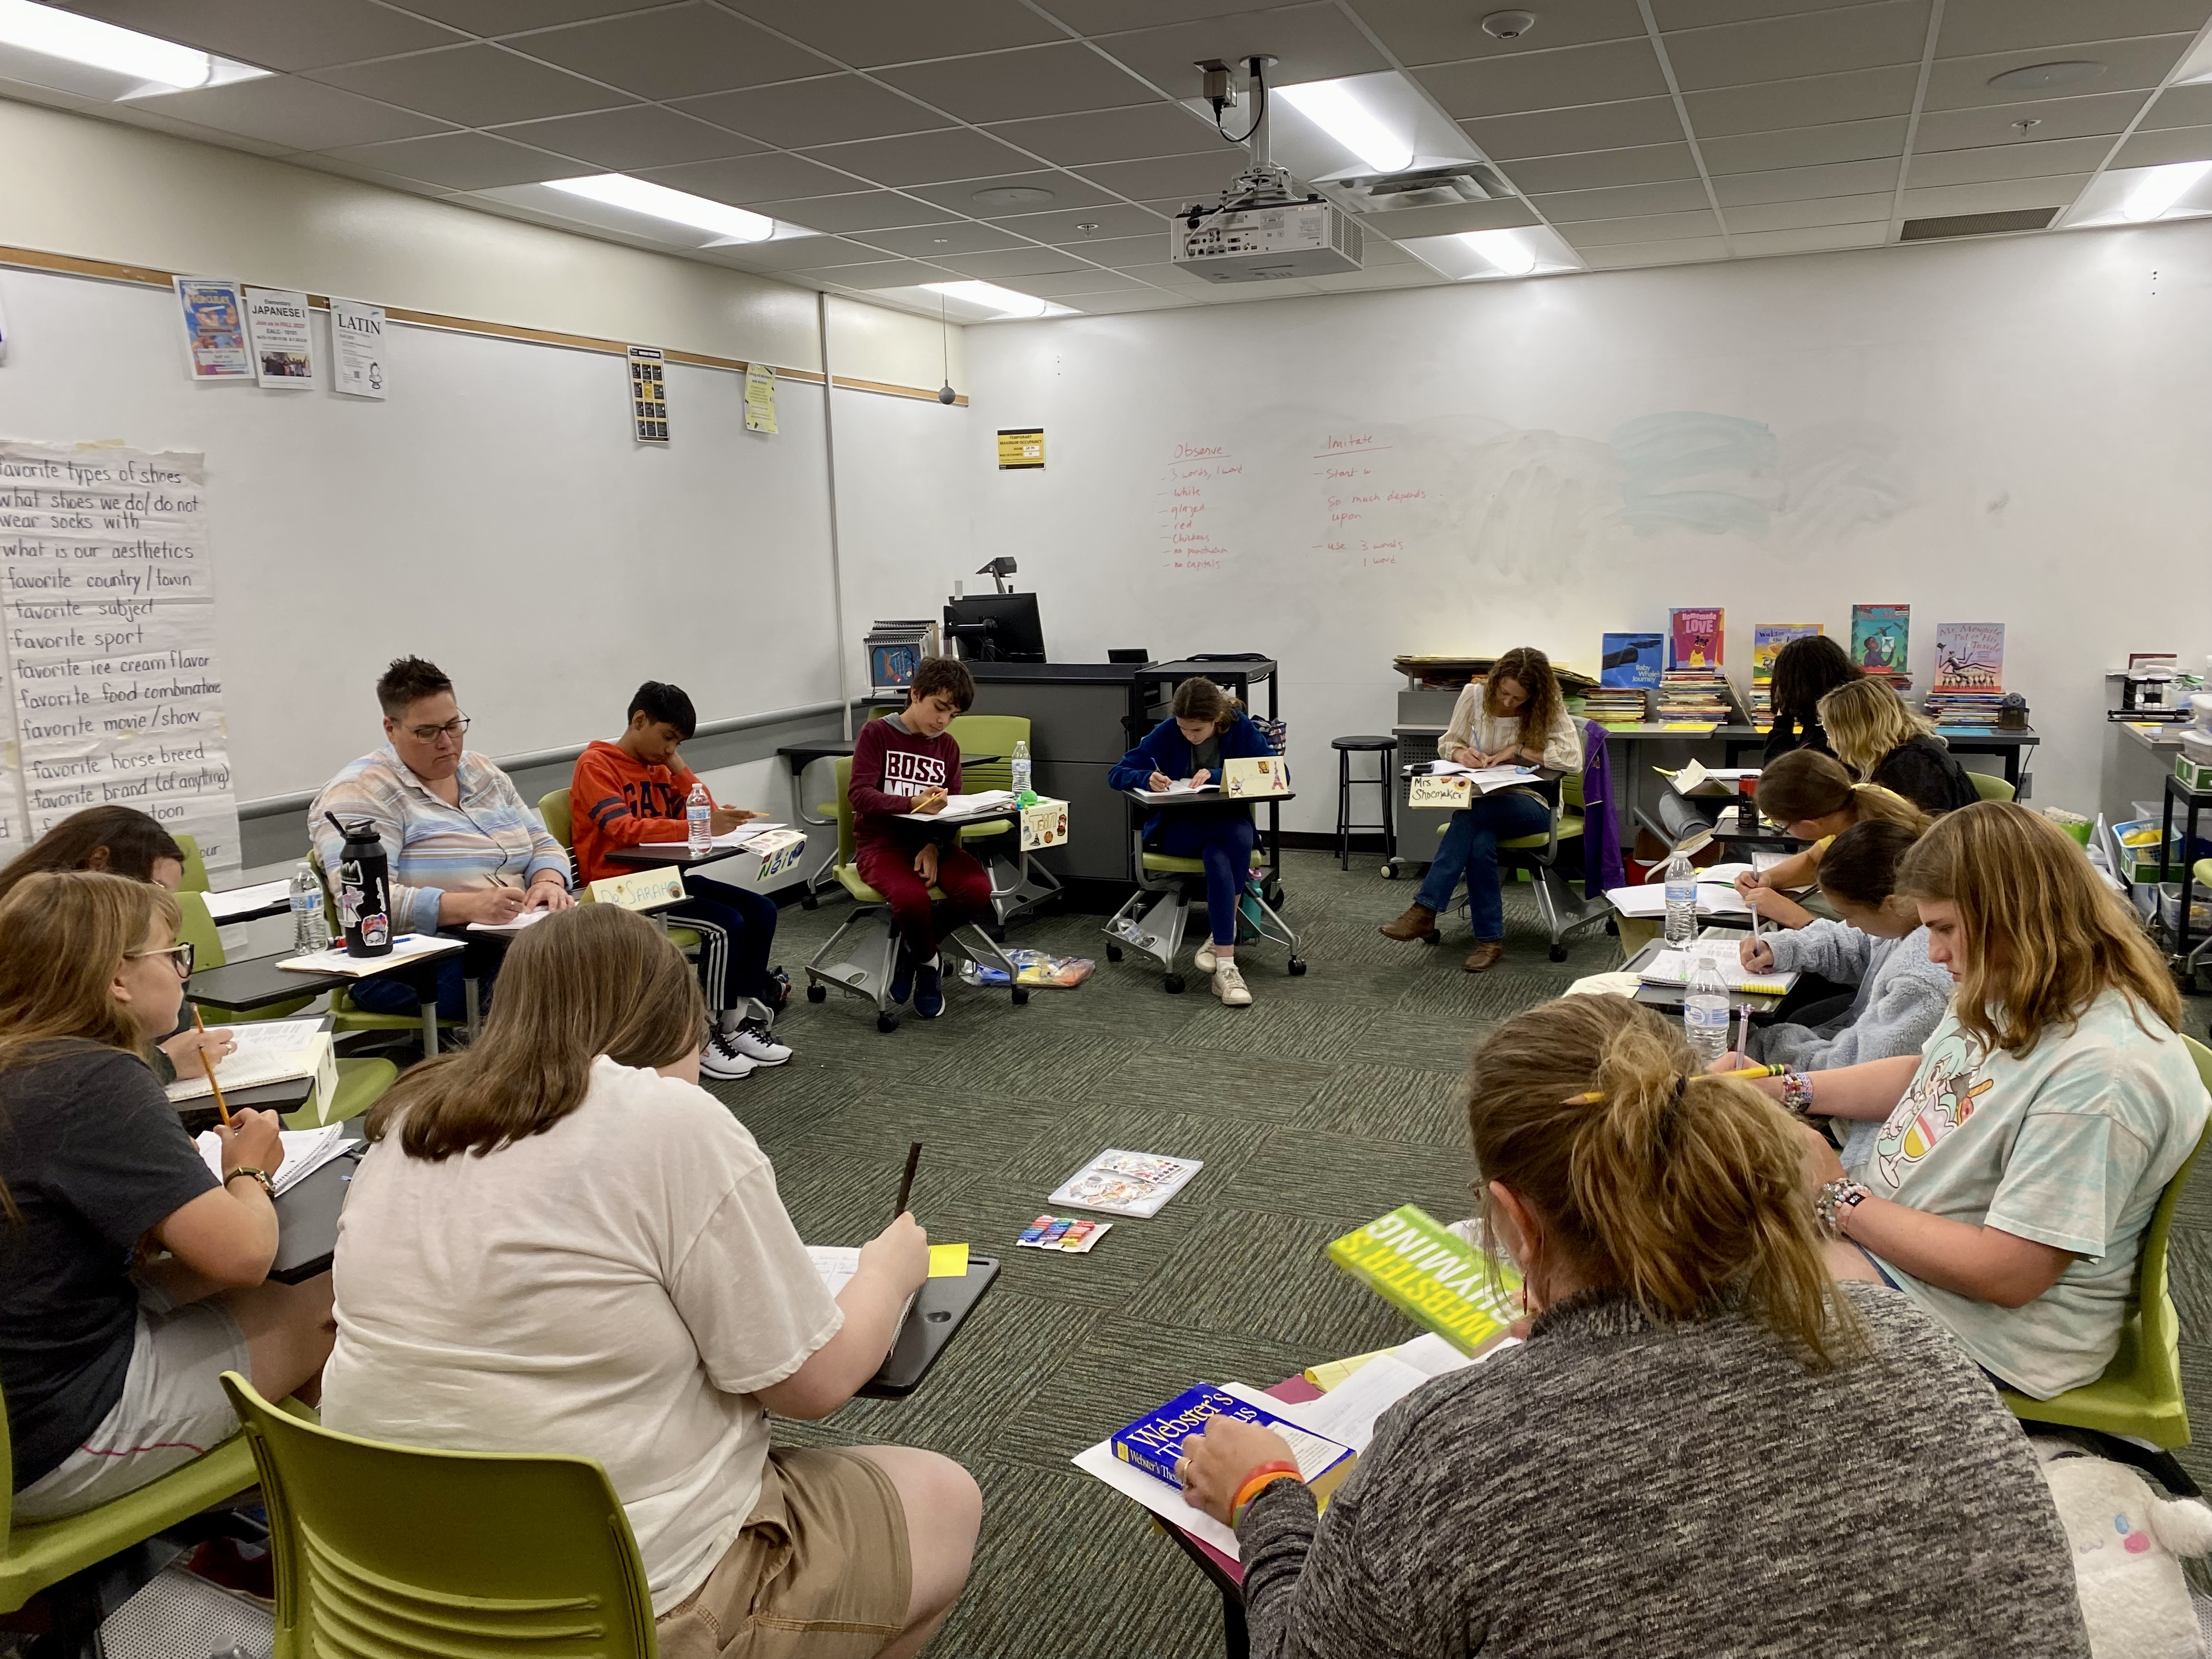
[1900,207,2058,241]
[1328,161,1514,212]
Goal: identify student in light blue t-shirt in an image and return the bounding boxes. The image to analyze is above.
[1741,803,2209,1400]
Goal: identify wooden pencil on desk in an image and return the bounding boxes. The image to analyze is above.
[190,1005,232,1127]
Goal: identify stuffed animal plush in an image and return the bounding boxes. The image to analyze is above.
[2033,1437,2212,1658]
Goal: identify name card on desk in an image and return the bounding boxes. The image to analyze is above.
[1020,798,1070,851]
[1222,757,1290,798]
[1407,773,1472,808]
[586,868,683,910]
[747,829,809,884]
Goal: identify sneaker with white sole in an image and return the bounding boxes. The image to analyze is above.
[1194,942,1219,974]
[729,1020,792,1066]
[699,1030,759,1080]
[1212,960,1252,1007]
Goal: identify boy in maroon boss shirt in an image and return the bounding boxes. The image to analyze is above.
[848,657,992,1019]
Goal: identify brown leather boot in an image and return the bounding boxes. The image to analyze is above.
[1379,903,1438,943]
[1464,941,1505,973]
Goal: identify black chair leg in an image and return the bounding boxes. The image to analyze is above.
[1336,749,1351,870]
[1220,1580,1250,1659]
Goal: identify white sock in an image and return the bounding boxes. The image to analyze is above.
[716,1008,742,1032]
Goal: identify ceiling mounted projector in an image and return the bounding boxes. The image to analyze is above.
[1170,54,1365,284]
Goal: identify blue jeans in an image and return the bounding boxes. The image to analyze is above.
[673,873,781,1013]
[349,951,478,1021]
[1154,810,1256,947]
[1414,790,1552,941]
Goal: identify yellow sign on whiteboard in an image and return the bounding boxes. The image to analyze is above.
[997,428,1045,469]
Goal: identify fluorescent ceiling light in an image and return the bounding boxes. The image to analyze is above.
[922,280,1054,319]
[1459,229,1536,275]
[2123,160,2212,222]
[545,174,773,244]
[0,0,245,90]
[1277,78,1414,174]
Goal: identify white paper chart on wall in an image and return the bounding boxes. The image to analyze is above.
[0,442,240,874]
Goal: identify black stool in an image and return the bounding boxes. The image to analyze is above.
[1330,736,1397,871]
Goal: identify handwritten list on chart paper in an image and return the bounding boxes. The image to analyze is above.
[1158,442,1240,572]
[1313,433,1418,569]
[0,443,240,872]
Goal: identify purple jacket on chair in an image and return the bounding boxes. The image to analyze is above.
[1579,720,1626,898]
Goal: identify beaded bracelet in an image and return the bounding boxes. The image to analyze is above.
[1229,1462,1303,1526]
[1815,1178,1870,1239]
[1778,1068,1815,1117]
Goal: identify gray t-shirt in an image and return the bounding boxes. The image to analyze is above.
[1238,1282,2089,1659]
[1189,732,1222,780]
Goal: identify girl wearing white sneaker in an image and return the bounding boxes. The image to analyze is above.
[1108,679,1278,1007]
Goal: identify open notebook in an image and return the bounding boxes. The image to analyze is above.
[1637,948,1798,995]
[165,1020,336,1103]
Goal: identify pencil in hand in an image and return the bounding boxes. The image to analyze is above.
[190,1005,232,1127]
[894,1141,923,1220]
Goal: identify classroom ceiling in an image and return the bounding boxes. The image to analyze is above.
[18,0,2212,321]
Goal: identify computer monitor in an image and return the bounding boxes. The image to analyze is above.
[943,592,1046,663]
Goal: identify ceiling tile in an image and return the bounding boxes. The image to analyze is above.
[747,191,966,233]
[1911,90,2149,150]
[1116,260,1227,290]
[714,233,889,270]
[1459,97,1685,159]
[811,261,964,289]
[1090,4,1390,92]
[635,151,866,204]
[1906,133,2117,187]
[995,269,1149,296]
[1504,142,1700,193]
[982,102,1222,167]
[56,0,465,72]
[1899,173,2092,215]
[933,247,1094,279]
[1414,38,1669,119]
[90,99,298,155]
[137,75,454,151]
[1723,190,1893,230]
[1936,0,2212,58]
[800,127,1032,188]
[1560,207,1723,244]
[1682,64,1919,134]
[876,43,1156,123]
[1709,156,1902,206]
[1578,238,1728,266]
[307,44,632,125]
[1921,36,2194,111]
[1729,221,1888,253]
[1346,0,1649,69]
[980,202,1169,241]
[1054,289,1195,312]
[320,129,582,189]
[1301,265,1448,291]
[1699,115,1909,172]
[1651,0,1880,25]
[1532,178,1713,220]
[1041,0,1269,33]
[850,222,1030,256]
[507,4,835,98]
[1075,151,1245,201]
[904,171,1119,213]
[2142,83,2212,127]
[2112,123,2212,167]
[718,0,1062,68]
[1663,2,1931,93]
[489,105,765,168]
[397,0,670,33]
[1042,231,1175,267]
[287,150,458,194]
[672,75,948,149]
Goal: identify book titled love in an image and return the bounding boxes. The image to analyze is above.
[1327,1205,1523,1356]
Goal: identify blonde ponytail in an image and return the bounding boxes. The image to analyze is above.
[1466,995,1863,1370]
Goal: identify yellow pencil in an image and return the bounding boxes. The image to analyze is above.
[1570,1063,1784,1104]
[190,1005,232,1127]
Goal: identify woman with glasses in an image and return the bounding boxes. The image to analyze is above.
[309,656,573,1020]
[0,871,335,1520]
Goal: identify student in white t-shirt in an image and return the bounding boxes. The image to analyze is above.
[321,905,979,1658]
[1745,803,2209,1399]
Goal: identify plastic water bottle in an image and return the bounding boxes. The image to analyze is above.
[686,781,712,857]
[1662,847,1697,944]
[290,859,329,952]
[1011,738,1034,805]
[1684,946,1732,1066]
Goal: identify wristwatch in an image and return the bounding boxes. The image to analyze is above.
[223,1166,276,1200]
[1815,1178,1870,1239]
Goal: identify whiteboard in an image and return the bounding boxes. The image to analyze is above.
[924,222,2212,831]
[0,263,842,806]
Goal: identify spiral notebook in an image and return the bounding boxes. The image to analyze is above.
[1637,949,1797,996]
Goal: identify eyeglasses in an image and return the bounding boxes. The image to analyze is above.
[404,715,471,743]
[127,941,193,978]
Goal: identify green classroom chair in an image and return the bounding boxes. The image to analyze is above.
[1493,763,1616,963]
[803,757,1022,1031]
[1968,771,2016,803]
[945,712,1060,929]
[1103,826,1303,993]
[306,851,464,1052]
[179,889,313,1024]
[1997,1035,2212,1454]
[540,787,708,961]
[172,832,211,894]
[219,1374,657,1659]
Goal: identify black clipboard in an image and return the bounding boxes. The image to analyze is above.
[857,1256,1000,1398]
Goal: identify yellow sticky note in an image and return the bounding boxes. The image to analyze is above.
[928,1243,970,1278]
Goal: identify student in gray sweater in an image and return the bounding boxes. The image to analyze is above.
[1177,994,2088,1659]
[1740,820,1954,1176]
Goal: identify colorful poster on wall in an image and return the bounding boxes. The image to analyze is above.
[1668,607,1724,670]
[244,287,316,387]
[330,297,387,399]
[628,346,668,443]
[172,276,251,381]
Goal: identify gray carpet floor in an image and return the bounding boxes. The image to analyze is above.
[710,849,2212,1659]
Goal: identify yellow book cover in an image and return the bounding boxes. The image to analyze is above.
[1326,1205,1522,1356]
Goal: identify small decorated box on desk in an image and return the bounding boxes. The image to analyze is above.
[1019,798,1070,850]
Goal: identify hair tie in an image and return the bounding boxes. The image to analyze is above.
[1673,1074,1690,1102]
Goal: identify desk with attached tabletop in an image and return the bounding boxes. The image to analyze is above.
[268,1120,368,1285]
[174,1013,337,1133]
[187,940,460,1056]
[1621,933,1786,1018]
[776,743,1005,902]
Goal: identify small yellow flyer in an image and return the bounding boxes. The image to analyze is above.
[744,362,777,434]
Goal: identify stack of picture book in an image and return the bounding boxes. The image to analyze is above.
[1924,623,2006,726]
[1656,608,1736,729]
[1593,631,1662,725]
[1747,623,1822,730]
[1849,603,1912,690]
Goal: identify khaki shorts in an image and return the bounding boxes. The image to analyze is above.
[12,1284,250,1523]
[657,1448,912,1659]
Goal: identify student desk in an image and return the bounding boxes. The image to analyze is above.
[775,742,1003,902]
[1621,933,1786,1018]
[174,1014,336,1132]
[187,944,458,1055]
[268,1118,366,1284]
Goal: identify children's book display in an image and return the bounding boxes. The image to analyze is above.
[1668,608,1724,672]
[1926,622,2007,725]
[1850,603,1911,687]
[1748,623,1822,730]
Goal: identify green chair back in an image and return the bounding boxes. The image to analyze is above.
[1999,1035,2212,1448]
[178,890,313,1024]
[1968,770,2016,803]
[946,714,1028,794]
[833,755,859,868]
[172,833,210,894]
[539,788,574,850]
[221,1375,657,1659]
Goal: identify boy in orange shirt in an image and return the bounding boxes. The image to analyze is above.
[570,681,792,1080]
